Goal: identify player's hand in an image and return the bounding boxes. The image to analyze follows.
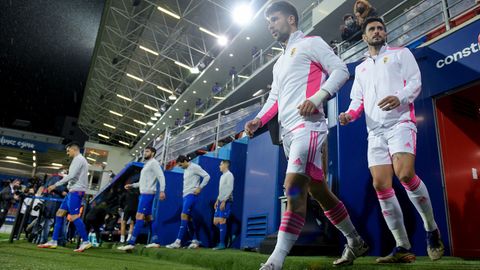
[13,194,20,200]
[378,96,400,111]
[47,185,56,193]
[338,112,353,126]
[244,118,262,137]
[193,187,201,195]
[214,200,218,209]
[220,201,226,211]
[297,100,316,117]
[159,192,166,201]
[62,191,68,196]
[124,184,132,190]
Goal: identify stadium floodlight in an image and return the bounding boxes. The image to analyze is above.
[218,35,228,46]
[139,45,159,56]
[157,6,180,19]
[103,123,116,129]
[233,3,253,26]
[126,73,143,82]
[157,85,173,94]
[125,131,137,137]
[117,94,132,101]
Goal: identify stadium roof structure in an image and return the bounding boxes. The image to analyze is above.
[79,0,260,148]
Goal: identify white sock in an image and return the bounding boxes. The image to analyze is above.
[120,235,125,242]
[377,188,411,250]
[267,231,298,267]
[402,175,438,232]
[127,234,132,241]
[266,211,304,268]
[324,201,363,247]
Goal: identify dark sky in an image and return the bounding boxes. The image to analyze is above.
[0,0,105,136]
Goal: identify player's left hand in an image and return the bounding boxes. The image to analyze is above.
[220,201,226,211]
[378,96,400,111]
[47,185,56,193]
[193,187,201,195]
[297,100,316,117]
[159,192,166,200]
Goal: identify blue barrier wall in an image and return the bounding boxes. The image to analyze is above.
[332,19,480,256]
[240,131,287,249]
[153,147,248,248]
[228,141,248,248]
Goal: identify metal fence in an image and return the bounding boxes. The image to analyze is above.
[337,0,477,63]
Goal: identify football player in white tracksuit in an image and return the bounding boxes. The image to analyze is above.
[339,17,444,263]
[244,2,368,269]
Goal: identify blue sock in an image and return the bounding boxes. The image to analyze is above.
[52,216,64,241]
[219,223,227,246]
[73,218,89,242]
[177,219,188,241]
[129,219,144,245]
[150,221,160,244]
[187,220,197,240]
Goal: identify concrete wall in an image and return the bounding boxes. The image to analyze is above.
[84,141,133,188]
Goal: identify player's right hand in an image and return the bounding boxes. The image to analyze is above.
[244,118,261,137]
[124,184,132,190]
[214,200,218,209]
[338,112,352,126]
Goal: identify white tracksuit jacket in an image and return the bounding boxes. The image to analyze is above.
[256,30,349,132]
[346,45,421,134]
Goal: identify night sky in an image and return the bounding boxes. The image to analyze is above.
[0,0,105,136]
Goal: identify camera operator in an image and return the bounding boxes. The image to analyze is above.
[0,179,22,230]
[11,187,35,238]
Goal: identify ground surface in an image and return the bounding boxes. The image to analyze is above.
[1,234,479,270]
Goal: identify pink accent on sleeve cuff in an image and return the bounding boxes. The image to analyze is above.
[259,101,278,127]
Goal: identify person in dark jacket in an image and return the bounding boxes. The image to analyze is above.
[0,179,21,229]
[340,13,362,42]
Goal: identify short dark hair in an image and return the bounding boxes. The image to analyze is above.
[221,160,230,167]
[265,1,299,27]
[66,141,80,149]
[145,146,157,155]
[176,155,189,163]
[343,13,354,21]
[362,17,386,34]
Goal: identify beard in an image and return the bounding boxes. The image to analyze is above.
[276,31,290,43]
[367,37,385,47]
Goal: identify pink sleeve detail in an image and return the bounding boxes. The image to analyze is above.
[346,103,364,121]
[259,101,278,127]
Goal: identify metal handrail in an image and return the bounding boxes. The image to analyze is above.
[337,0,477,63]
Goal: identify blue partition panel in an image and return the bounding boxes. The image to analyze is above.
[153,156,227,247]
[152,169,184,245]
[228,141,248,248]
[240,131,286,249]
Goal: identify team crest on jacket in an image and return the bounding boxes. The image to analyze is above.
[383,56,389,63]
[290,48,297,56]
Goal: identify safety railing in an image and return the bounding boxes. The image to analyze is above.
[188,0,325,123]
[337,0,478,63]
[150,93,267,165]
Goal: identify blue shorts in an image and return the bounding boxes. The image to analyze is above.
[137,194,155,216]
[182,194,198,216]
[59,191,84,215]
[214,201,232,219]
